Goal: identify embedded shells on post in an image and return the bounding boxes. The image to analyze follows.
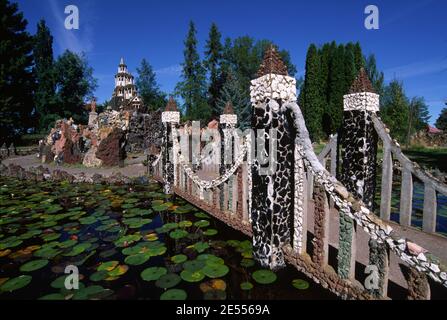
[250,74,297,104]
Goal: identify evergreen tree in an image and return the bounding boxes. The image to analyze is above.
[327,44,345,135]
[0,0,35,145]
[435,104,447,131]
[136,58,166,112]
[353,42,364,72]
[33,19,57,131]
[176,21,211,122]
[364,54,384,97]
[204,23,223,116]
[216,68,251,129]
[406,97,431,146]
[381,80,410,142]
[54,50,97,125]
[301,44,324,141]
[344,43,357,94]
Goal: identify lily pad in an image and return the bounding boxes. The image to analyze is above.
[169,229,188,239]
[155,273,181,289]
[193,242,210,253]
[0,275,32,292]
[114,234,142,247]
[200,279,227,293]
[203,229,218,236]
[160,288,187,300]
[204,289,226,300]
[178,220,192,228]
[141,267,167,281]
[292,279,310,290]
[171,254,187,264]
[203,263,229,278]
[97,261,119,272]
[63,243,91,257]
[107,265,128,277]
[39,293,65,300]
[124,253,150,266]
[194,220,210,228]
[240,281,253,290]
[90,270,109,282]
[252,269,277,284]
[20,259,49,272]
[240,258,255,268]
[183,259,206,272]
[180,270,205,282]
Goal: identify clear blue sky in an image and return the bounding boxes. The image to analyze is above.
[16,0,447,123]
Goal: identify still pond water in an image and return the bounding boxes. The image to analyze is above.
[0,177,336,300]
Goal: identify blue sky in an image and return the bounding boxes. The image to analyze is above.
[16,0,447,123]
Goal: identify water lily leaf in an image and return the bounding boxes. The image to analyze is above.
[114,234,141,247]
[34,247,61,259]
[240,259,255,268]
[178,220,192,228]
[20,259,49,272]
[107,265,128,278]
[141,267,167,281]
[163,222,179,230]
[147,245,167,256]
[160,288,187,300]
[90,270,109,282]
[292,279,310,290]
[155,273,181,289]
[169,229,188,239]
[203,263,229,278]
[240,281,253,290]
[0,275,32,292]
[97,261,119,272]
[180,270,205,282]
[193,242,210,253]
[124,253,150,266]
[99,248,117,258]
[58,239,77,248]
[200,279,227,293]
[204,289,226,300]
[194,220,210,228]
[39,293,65,300]
[63,243,91,257]
[203,229,218,236]
[183,259,205,272]
[252,269,277,284]
[171,254,187,264]
[143,233,158,241]
[51,275,69,289]
[194,212,210,219]
[79,216,98,225]
[198,254,224,265]
[0,249,11,257]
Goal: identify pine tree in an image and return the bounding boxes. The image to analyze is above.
[344,43,357,95]
[0,0,35,145]
[54,50,97,124]
[435,105,447,130]
[204,23,223,116]
[381,80,410,142]
[301,44,324,141]
[364,54,384,97]
[33,19,57,131]
[136,58,166,112]
[216,68,251,129]
[353,42,364,72]
[176,21,211,123]
[327,44,345,135]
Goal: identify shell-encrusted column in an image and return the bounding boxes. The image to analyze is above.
[338,68,386,295]
[162,97,180,194]
[250,46,297,270]
[219,102,237,211]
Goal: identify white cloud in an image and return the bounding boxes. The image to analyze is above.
[384,58,447,80]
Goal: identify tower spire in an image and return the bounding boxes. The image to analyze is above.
[256,44,288,77]
[349,67,375,94]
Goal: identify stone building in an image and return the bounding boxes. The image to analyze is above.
[109,57,143,112]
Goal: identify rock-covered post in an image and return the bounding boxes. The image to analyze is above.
[338,68,386,295]
[219,102,238,210]
[88,98,98,128]
[250,46,296,270]
[162,97,180,194]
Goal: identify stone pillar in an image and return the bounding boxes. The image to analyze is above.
[219,102,238,211]
[162,97,180,194]
[249,46,297,270]
[88,112,98,128]
[338,68,387,293]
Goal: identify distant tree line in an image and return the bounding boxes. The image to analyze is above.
[298,41,432,143]
[175,21,296,128]
[0,0,97,146]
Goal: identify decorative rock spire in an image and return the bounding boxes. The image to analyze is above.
[349,68,375,94]
[256,45,288,77]
[165,96,178,112]
[223,101,234,114]
[162,96,180,123]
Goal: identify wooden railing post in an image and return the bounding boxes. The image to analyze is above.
[249,46,297,269]
[161,97,180,194]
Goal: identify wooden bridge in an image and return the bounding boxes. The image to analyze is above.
[151,47,447,300]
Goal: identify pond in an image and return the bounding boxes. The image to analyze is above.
[0,177,336,300]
